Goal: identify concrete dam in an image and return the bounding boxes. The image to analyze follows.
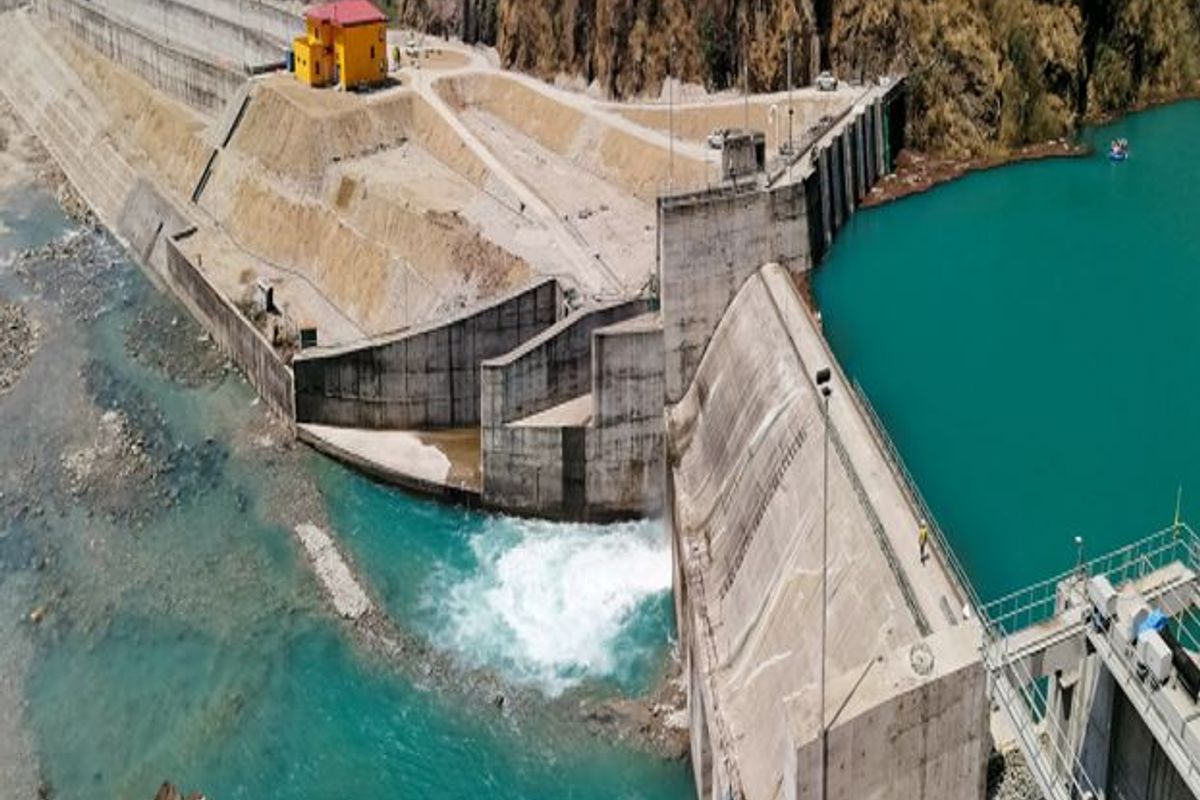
[5,0,1200,797]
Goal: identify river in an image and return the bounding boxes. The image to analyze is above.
[816,100,1200,603]
[0,182,692,798]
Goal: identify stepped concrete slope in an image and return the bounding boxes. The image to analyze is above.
[667,264,986,799]
[35,0,249,114]
[0,9,137,226]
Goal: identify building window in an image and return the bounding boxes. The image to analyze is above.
[370,45,375,60]
[315,61,320,76]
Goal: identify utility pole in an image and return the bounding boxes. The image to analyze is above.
[668,40,674,193]
[815,366,833,800]
[743,42,750,133]
[1074,535,1085,583]
[786,35,795,155]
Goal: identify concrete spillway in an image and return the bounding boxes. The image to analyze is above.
[667,265,987,799]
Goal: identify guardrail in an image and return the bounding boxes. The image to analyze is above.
[982,523,1200,636]
[850,378,1130,799]
[850,379,981,614]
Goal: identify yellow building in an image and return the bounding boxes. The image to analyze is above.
[293,0,387,90]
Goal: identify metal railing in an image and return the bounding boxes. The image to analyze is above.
[1087,604,1200,791]
[850,379,981,615]
[980,524,1200,800]
[981,523,1200,636]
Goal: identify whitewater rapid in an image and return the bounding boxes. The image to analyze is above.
[425,518,672,696]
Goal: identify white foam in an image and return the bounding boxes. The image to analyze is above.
[430,518,671,695]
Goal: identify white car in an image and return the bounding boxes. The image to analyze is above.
[816,71,838,92]
[707,128,728,149]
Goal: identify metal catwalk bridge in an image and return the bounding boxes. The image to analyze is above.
[981,524,1200,800]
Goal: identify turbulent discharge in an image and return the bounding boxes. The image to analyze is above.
[429,518,672,695]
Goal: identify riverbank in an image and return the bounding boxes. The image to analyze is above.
[864,139,1086,208]
[0,161,691,797]
[866,92,1200,209]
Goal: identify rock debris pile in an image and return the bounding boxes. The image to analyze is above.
[0,301,36,396]
[987,747,1044,800]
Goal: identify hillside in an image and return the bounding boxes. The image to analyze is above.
[391,0,1200,157]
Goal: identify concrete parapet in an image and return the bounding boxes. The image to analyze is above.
[36,0,249,113]
[292,279,561,430]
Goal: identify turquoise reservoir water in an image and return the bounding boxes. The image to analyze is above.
[0,188,691,798]
[815,101,1200,602]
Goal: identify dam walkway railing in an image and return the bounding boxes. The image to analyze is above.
[850,379,981,616]
[852,380,1089,798]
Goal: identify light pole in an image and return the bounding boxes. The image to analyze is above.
[815,366,832,800]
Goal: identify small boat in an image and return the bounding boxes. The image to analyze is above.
[1109,138,1129,161]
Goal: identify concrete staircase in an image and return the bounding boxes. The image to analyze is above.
[0,9,137,227]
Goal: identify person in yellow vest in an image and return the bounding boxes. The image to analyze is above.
[918,518,929,564]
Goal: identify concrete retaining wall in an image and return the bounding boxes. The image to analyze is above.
[483,425,573,515]
[480,299,650,427]
[165,235,296,421]
[119,182,296,426]
[293,279,562,430]
[85,0,290,71]
[116,178,192,275]
[482,308,664,520]
[658,180,809,403]
[586,317,665,516]
[187,0,299,49]
[37,0,248,113]
[0,8,139,225]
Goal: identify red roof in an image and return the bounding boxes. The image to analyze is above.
[305,0,386,27]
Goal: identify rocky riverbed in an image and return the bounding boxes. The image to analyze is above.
[0,299,36,396]
[1,220,689,796]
